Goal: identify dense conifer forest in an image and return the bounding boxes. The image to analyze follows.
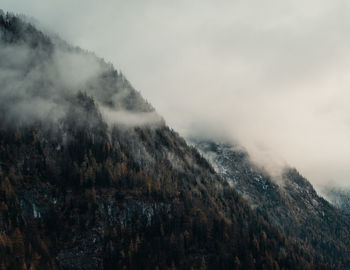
[0,11,347,270]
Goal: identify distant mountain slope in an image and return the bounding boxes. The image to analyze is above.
[324,187,350,215]
[193,139,350,268]
[0,11,324,270]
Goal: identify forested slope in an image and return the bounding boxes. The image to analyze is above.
[194,139,350,269]
[0,11,326,270]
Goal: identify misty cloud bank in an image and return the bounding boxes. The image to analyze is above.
[0,12,163,130]
[2,1,350,189]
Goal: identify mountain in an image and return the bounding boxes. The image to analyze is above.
[0,11,338,270]
[324,187,350,215]
[193,139,350,269]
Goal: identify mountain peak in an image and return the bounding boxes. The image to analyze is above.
[0,11,349,270]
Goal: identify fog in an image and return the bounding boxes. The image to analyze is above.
[100,107,163,127]
[0,15,160,130]
[2,1,350,189]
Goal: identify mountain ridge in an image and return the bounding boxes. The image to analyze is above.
[193,138,350,268]
[0,11,341,270]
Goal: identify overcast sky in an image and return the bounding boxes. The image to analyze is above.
[3,0,350,189]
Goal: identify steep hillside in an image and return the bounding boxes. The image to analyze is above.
[324,187,350,215]
[0,11,326,270]
[193,139,350,269]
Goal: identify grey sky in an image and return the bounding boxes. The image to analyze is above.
[2,0,350,189]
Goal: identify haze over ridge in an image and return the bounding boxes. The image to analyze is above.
[2,0,350,189]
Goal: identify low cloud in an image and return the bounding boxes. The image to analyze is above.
[0,13,157,130]
[3,1,350,189]
[100,106,163,127]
